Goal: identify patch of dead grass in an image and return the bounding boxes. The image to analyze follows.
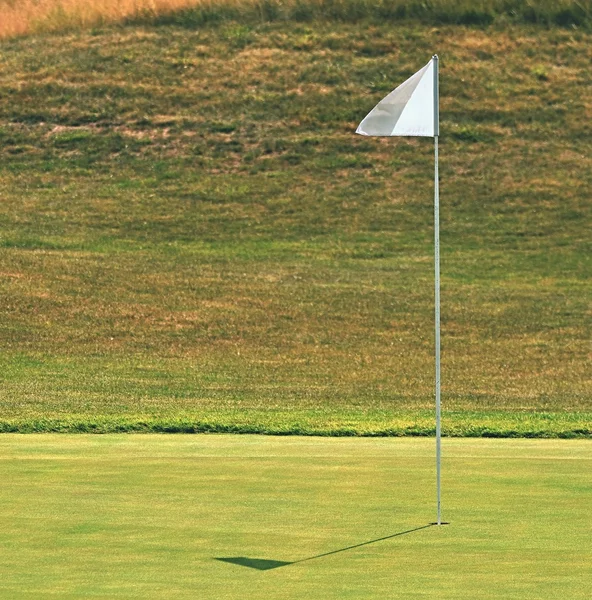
[0,0,246,39]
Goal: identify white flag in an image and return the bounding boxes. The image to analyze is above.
[356,57,438,137]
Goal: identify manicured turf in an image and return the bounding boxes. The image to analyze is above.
[1,435,590,598]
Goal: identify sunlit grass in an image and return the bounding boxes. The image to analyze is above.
[0,0,590,39]
[0,0,203,38]
[1,435,590,598]
[0,20,590,435]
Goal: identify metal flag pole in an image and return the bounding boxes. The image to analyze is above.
[433,54,442,526]
[355,54,444,526]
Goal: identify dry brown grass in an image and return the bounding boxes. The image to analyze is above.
[2,0,590,39]
[0,0,243,38]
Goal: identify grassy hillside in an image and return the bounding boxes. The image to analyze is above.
[0,17,590,435]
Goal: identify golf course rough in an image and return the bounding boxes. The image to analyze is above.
[0,11,590,436]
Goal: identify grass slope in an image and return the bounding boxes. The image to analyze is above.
[0,20,590,435]
[1,435,590,599]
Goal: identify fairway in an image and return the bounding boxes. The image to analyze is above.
[1,435,590,598]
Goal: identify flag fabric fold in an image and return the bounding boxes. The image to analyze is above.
[356,58,436,137]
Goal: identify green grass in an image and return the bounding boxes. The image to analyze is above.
[0,20,590,435]
[0,435,590,598]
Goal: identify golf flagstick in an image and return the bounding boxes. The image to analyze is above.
[433,56,442,526]
[356,55,444,526]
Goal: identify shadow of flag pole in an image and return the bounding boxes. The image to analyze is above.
[356,55,443,526]
[216,524,436,570]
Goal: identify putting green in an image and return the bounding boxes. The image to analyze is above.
[1,435,590,599]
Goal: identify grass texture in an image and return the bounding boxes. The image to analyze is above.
[0,20,590,436]
[1,0,591,39]
[0,435,590,598]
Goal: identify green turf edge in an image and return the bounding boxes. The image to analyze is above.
[1,411,590,438]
